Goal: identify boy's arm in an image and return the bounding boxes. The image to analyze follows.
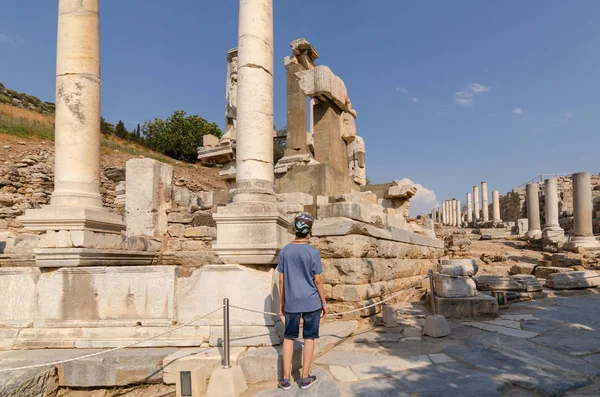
[278,271,285,316]
[314,274,327,317]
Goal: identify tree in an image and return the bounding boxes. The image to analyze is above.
[273,125,287,164]
[143,110,221,162]
[100,117,113,135]
[115,120,127,139]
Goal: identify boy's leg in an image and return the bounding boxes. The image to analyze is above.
[282,312,300,380]
[301,339,315,379]
[282,338,295,379]
[300,309,322,379]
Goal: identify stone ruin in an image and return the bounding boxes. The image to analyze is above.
[0,0,444,363]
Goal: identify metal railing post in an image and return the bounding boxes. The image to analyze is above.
[223,298,231,369]
[428,270,437,316]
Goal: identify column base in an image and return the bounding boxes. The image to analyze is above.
[20,205,125,233]
[212,202,292,265]
[564,236,600,252]
[526,229,542,239]
[542,227,565,243]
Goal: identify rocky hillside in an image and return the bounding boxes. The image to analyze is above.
[0,82,55,114]
[0,91,227,232]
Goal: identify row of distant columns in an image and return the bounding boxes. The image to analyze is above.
[437,181,501,227]
[526,172,599,250]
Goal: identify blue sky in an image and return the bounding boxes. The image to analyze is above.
[1,1,599,215]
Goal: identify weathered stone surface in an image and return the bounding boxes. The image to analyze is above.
[163,347,245,384]
[438,259,478,276]
[432,293,499,318]
[184,226,216,238]
[512,275,544,292]
[295,65,350,112]
[167,212,194,224]
[433,274,477,298]
[167,223,185,237]
[125,158,173,238]
[546,271,600,290]
[161,250,222,267]
[332,275,424,301]
[509,263,537,275]
[35,266,176,327]
[205,366,247,397]
[59,348,177,387]
[310,235,378,258]
[322,258,432,285]
[0,267,38,327]
[317,202,384,226]
[475,275,527,292]
[73,326,210,349]
[350,355,431,380]
[385,184,417,199]
[535,266,573,279]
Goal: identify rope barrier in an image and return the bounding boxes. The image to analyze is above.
[0,305,224,374]
[231,274,429,318]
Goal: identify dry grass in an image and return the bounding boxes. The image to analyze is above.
[0,103,54,125]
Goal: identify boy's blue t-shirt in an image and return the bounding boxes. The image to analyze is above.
[277,243,323,313]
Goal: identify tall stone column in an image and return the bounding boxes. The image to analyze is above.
[466,193,473,223]
[451,199,456,226]
[481,182,489,222]
[566,172,600,250]
[525,183,542,239]
[492,190,501,222]
[456,200,461,227]
[443,201,447,225]
[283,58,307,155]
[542,177,565,242]
[473,185,480,221]
[21,0,124,236]
[209,0,291,346]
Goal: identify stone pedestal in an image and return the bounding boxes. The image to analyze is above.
[466,193,473,223]
[525,183,542,239]
[473,186,480,221]
[492,190,501,223]
[542,177,565,243]
[481,182,489,222]
[566,172,600,250]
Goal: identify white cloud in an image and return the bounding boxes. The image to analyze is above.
[0,34,15,45]
[397,178,439,217]
[411,97,419,103]
[454,82,490,107]
[396,86,408,93]
[563,112,573,120]
[512,108,523,115]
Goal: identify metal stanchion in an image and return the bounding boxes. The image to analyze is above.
[428,269,436,316]
[223,298,231,369]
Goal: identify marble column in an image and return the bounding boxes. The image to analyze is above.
[283,56,308,156]
[492,190,501,222]
[213,0,290,264]
[456,200,461,227]
[473,185,480,221]
[466,193,473,223]
[443,201,448,225]
[451,199,456,226]
[542,177,565,242]
[481,182,489,222]
[567,172,600,250]
[20,0,124,234]
[525,183,542,239]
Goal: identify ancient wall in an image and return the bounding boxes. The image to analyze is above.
[0,145,120,231]
[499,188,526,223]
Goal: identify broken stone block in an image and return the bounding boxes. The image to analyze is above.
[433,274,477,298]
[295,65,350,111]
[474,275,527,291]
[341,112,357,143]
[385,184,417,200]
[534,266,573,279]
[431,293,499,318]
[509,263,537,275]
[438,259,478,276]
[317,202,384,226]
[125,158,173,238]
[517,218,529,237]
[545,271,600,290]
[184,226,217,239]
[512,275,543,292]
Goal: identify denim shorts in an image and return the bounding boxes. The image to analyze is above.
[284,309,321,340]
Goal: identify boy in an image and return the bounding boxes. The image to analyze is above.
[277,212,327,391]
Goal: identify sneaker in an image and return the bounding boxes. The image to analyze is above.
[299,375,318,390]
[278,378,292,391]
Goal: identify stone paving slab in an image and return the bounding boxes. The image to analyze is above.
[328,365,358,381]
[444,339,595,395]
[461,321,539,338]
[315,351,391,367]
[389,362,507,397]
[532,326,600,356]
[340,377,410,397]
[255,366,339,397]
[350,354,431,380]
[345,331,401,344]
